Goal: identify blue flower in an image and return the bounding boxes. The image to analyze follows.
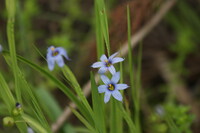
[46,46,70,71]
[91,52,124,75]
[98,72,129,103]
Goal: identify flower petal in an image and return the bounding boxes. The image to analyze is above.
[108,65,116,75]
[100,75,110,84]
[56,47,70,60]
[112,57,124,64]
[111,72,120,83]
[109,52,118,59]
[0,45,3,52]
[27,127,34,133]
[104,92,111,103]
[91,62,103,68]
[98,85,107,93]
[47,48,53,58]
[47,58,55,71]
[56,56,65,67]
[47,46,55,52]
[98,67,107,74]
[116,84,129,90]
[112,90,122,101]
[100,54,108,61]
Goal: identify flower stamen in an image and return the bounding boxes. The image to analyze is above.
[105,60,111,67]
[51,47,59,56]
[52,51,59,56]
[108,84,115,91]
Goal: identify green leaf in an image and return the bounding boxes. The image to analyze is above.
[14,116,28,133]
[95,0,110,56]
[91,72,106,133]
[70,107,97,133]
[95,0,104,58]
[35,88,74,132]
[0,71,28,133]
[3,54,51,131]
[111,100,123,133]
[7,52,94,124]
[22,114,49,133]
[35,88,62,122]
[0,71,15,113]
[62,65,94,123]
[118,104,136,133]
[127,6,141,133]
[6,0,22,103]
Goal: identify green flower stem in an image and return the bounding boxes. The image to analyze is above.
[22,114,50,133]
[6,0,22,103]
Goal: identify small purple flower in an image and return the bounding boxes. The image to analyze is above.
[91,52,124,75]
[27,127,34,133]
[155,105,165,116]
[46,46,70,71]
[0,45,2,53]
[98,72,129,103]
[15,102,21,109]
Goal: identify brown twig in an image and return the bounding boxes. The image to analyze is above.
[51,0,177,132]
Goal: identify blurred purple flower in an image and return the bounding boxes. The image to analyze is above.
[0,45,2,53]
[91,52,124,75]
[46,46,70,71]
[98,72,129,103]
[27,127,34,133]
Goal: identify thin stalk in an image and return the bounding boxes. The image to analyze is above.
[135,41,143,133]
[6,0,21,102]
[96,0,110,56]
[127,5,141,133]
[95,1,104,58]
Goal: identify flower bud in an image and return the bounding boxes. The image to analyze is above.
[16,103,23,112]
[12,108,20,116]
[3,117,14,127]
[12,103,23,116]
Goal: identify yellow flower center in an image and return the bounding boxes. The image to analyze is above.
[51,47,59,56]
[105,60,111,67]
[108,84,115,91]
[52,51,59,56]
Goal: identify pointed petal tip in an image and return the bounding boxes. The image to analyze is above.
[48,67,54,71]
[66,57,71,61]
[91,62,103,68]
[112,57,124,64]
[116,84,129,90]
[100,54,108,61]
[104,101,109,104]
[109,52,118,59]
[112,91,123,101]
[104,92,111,103]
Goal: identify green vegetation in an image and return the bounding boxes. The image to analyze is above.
[0,0,198,132]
